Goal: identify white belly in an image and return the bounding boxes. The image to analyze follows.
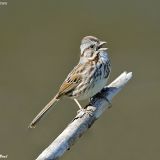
[77,78,108,100]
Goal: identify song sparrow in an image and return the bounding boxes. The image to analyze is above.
[29,36,111,128]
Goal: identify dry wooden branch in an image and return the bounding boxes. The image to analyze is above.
[36,71,132,160]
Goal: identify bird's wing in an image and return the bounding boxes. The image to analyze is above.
[58,63,83,96]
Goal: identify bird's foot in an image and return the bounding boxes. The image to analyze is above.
[77,108,94,118]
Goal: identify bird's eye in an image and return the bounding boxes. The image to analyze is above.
[97,46,100,49]
[90,45,94,48]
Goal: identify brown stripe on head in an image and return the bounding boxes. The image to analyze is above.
[81,36,100,44]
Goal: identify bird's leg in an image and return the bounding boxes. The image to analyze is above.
[74,99,85,117]
[74,99,93,117]
[74,99,82,109]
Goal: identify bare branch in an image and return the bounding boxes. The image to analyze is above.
[36,71,132,160]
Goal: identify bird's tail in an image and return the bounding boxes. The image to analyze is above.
[28,94,60,128]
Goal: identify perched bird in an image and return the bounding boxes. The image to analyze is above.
[29,36,111,128]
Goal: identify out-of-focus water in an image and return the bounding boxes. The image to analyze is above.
[0,0,160,159]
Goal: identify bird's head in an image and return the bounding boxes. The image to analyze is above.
[80,36,107,55]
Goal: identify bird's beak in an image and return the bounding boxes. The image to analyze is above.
[98,41,107,51]
[99,41,106,47]
[98,48,108,51]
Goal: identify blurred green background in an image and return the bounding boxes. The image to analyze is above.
[0,0,160,159]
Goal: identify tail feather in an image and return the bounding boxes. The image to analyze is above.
[28,94,59,128]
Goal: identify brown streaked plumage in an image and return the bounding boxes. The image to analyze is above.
[29,36,111,128]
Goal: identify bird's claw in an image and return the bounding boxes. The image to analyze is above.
[77,108,94,118]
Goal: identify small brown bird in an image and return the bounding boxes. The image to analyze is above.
[29,36,111,128]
